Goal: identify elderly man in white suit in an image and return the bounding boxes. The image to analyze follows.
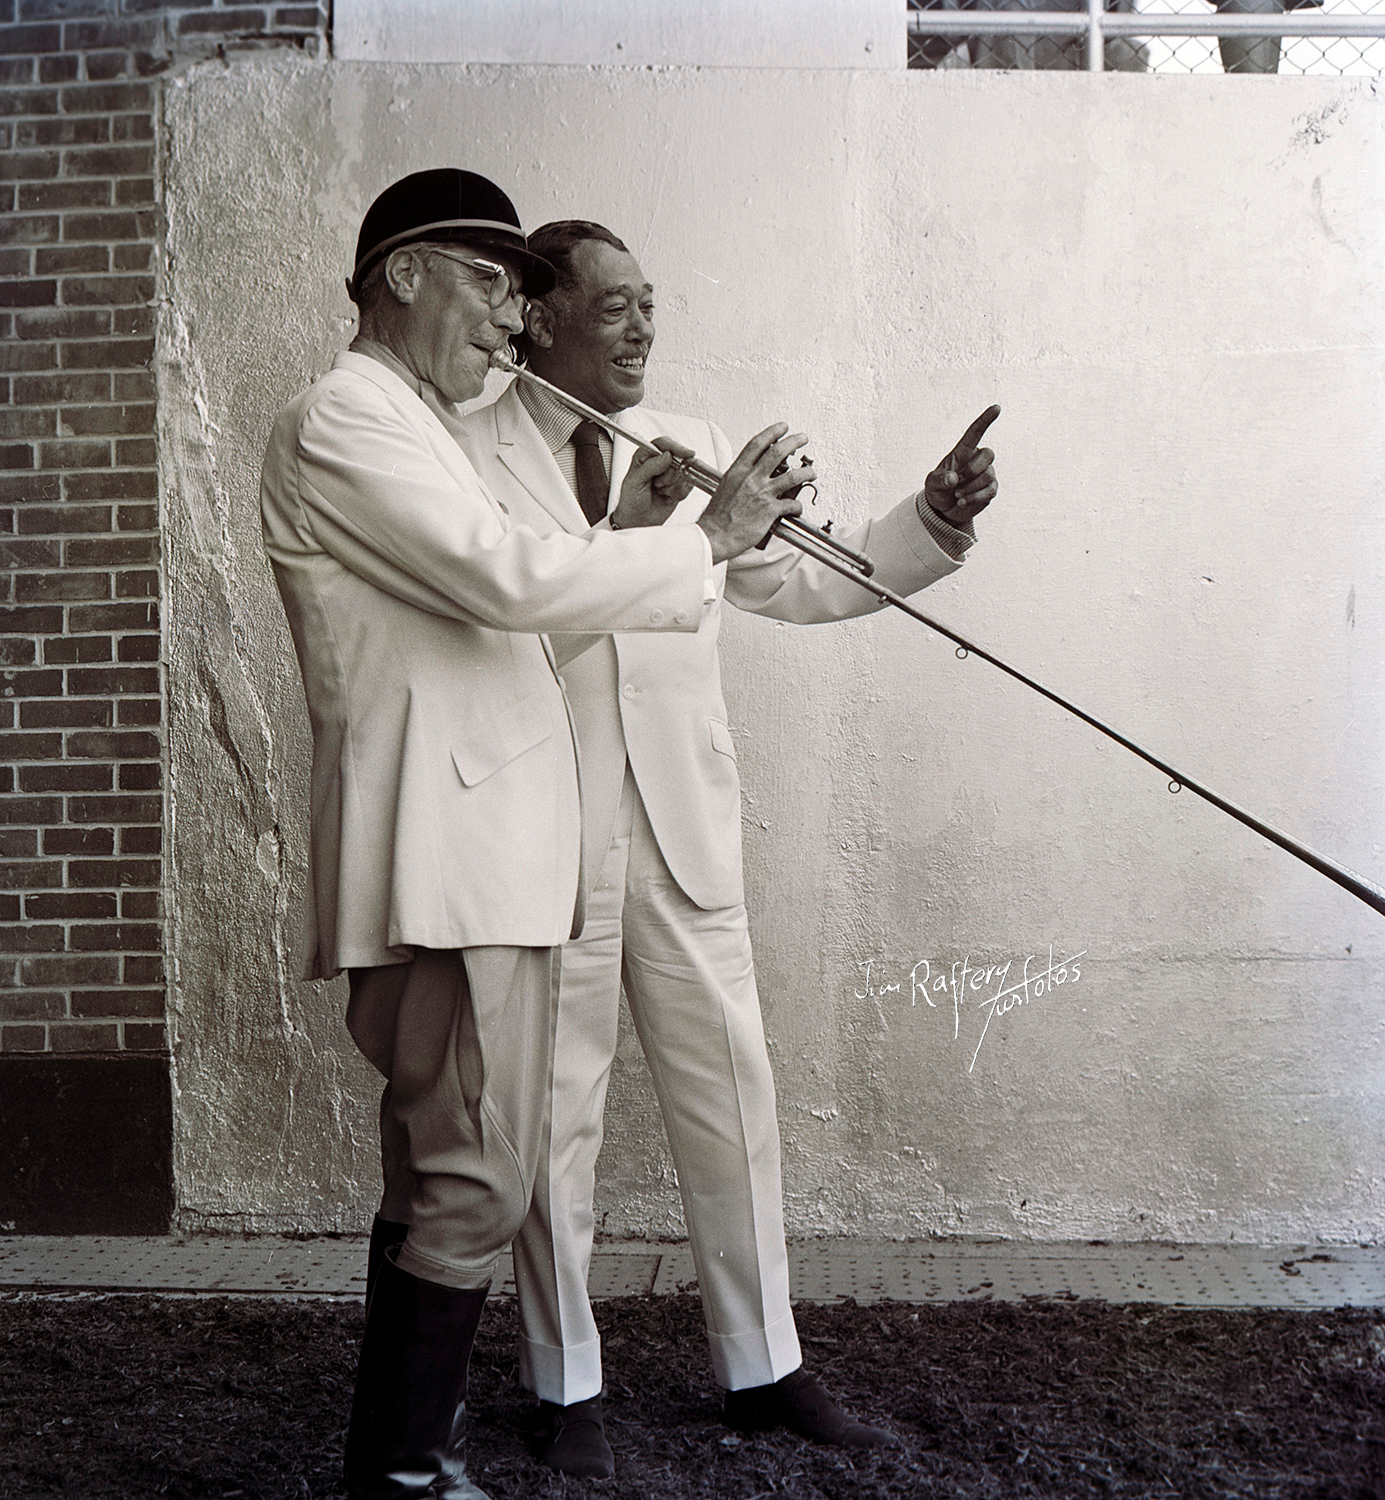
[260,175,809,1500]
[457,220,1000,1478]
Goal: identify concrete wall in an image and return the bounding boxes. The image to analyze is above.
[333,0,903,69]
[161,56,1385,1243]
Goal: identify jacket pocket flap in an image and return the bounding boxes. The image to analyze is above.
[709,719,737,758]
[451,694,553,787]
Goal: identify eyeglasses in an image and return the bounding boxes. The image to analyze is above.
[425,250,526,312]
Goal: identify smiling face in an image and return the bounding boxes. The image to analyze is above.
[527,239,654,414]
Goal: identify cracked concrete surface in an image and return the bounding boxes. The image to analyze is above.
[160,58,1385,1244]
[159,104,378,1232]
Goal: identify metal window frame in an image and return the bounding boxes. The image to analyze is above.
[907,7,1385,71]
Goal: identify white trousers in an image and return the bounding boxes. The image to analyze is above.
[511,768,802,1402]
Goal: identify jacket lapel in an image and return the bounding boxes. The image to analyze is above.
[334,352,511,526]
[494,384,590,534]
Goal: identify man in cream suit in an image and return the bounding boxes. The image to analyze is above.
[261,174,808,1500]
[458,220,999,1478]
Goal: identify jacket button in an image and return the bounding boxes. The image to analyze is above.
[622,684,636,699]
[673,611,689,625]
[649,609,664,624]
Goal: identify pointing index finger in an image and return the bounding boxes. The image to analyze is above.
[955,404,1001,454]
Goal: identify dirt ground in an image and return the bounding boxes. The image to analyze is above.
[0,1290,1382,1499]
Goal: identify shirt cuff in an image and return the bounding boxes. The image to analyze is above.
[697,527,717,604]
[915,491,977,561]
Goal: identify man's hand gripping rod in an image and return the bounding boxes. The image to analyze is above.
[490,351,871,574]
[490,352,1385,919]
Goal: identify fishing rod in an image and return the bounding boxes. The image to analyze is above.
[492,352,1385,919]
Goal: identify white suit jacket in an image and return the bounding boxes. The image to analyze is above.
[458,383,964,910]
[260,352,709,978]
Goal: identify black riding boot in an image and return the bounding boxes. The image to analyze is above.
[344,1252,490,1499]
[365,1215,409,1308]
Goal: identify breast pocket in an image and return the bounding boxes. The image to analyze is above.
[451,693,553,787]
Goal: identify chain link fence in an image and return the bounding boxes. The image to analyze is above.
[907,0,1385,72]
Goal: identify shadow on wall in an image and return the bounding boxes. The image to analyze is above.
[0,1054,172,1234]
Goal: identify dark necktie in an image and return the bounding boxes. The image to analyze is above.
[571,420,610,526]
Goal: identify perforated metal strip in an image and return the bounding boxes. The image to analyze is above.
[0,1237,1379,1307]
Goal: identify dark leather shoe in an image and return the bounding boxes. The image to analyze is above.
[724,1367,897,1449]
[537,1394,615,1478]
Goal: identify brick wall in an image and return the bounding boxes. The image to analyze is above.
[0,0,327,1230]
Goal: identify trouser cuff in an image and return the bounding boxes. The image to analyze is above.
[709,1310,802,1392]
[519,1329,603,1405]
[396,1240,496,1292]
